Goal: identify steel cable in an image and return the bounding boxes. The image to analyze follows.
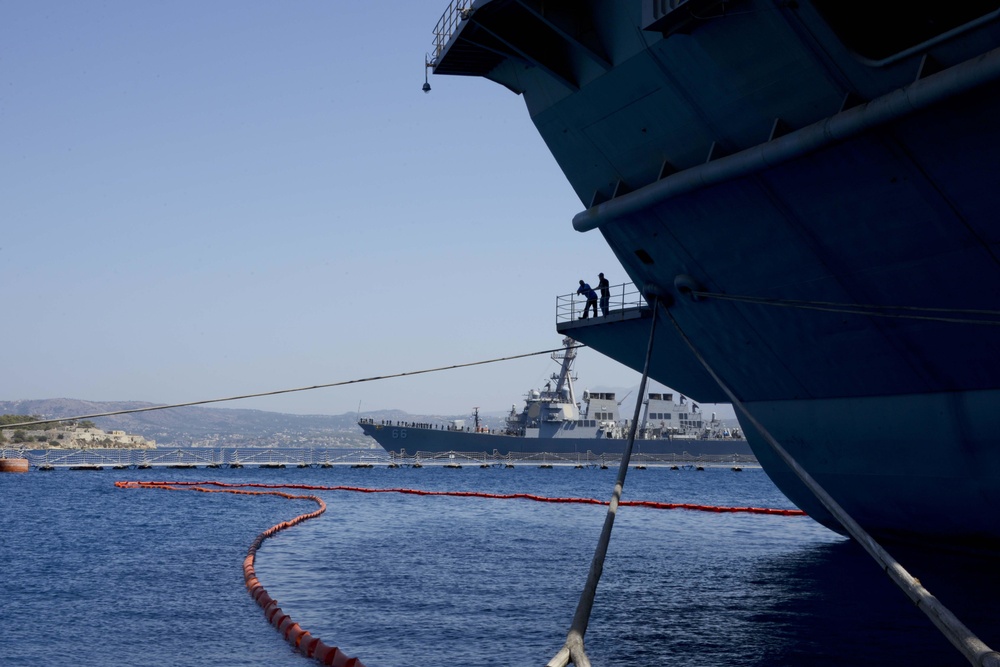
[691,289,1000,326]
[3,345,585,430]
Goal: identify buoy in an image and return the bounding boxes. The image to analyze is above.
[0,458,29,473]
[300,635,321,658]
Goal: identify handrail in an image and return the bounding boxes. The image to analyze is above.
[556,282,647,324]
[430,1,475,66]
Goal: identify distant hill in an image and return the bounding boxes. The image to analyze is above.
[0,399,487,448]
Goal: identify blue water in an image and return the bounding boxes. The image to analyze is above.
[2,464,997,666]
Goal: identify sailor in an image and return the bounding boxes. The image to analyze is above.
[597,272,610,316]
[577,280,598,319]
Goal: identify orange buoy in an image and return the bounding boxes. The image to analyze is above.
[0,458,29,473]
[276,615,294,635]
[285,623,307,645]
[311,641,338,664]
[300,635,321,658]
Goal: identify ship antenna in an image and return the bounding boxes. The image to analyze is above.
[553,336,578,407]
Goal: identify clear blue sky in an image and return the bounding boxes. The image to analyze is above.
[1,1,732,419]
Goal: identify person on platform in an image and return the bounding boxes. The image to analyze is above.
[597,272,610,317]
[577,280,598,319]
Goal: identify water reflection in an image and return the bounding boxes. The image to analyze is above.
[625,539,1000,667]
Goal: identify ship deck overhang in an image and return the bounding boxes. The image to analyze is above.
[557,306,731,405]
[430,0,614,92]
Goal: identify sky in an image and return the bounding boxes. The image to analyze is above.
[1,2,733,419]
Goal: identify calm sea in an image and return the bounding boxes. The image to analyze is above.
[2,462,998,666]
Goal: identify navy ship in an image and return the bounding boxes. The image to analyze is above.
[358,337,750,458]
[427,2,1000,546]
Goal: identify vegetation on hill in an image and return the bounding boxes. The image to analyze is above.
[0,415,96,429]
[0,415,101,445]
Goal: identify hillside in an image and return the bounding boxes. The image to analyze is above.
[0,399,486,448]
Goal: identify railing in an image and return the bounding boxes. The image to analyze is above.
[388,450,758,466]
[556,282,648,325]
[2,446,756,468]
[1,447,386,469]
[430,1,475,65]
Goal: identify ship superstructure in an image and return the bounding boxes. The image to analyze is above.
[358,337,750,457]
[639,392,739,441]
[502,338,626,440]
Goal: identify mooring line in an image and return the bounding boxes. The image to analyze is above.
[690,289,1000,326]
[663,307,1000,667]
[6,344,586,429]
[548,297,662,667]
[115,480,367,667]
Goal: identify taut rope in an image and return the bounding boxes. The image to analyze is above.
[546,299,661,667]
[690,289,1000,326]
[2,345,585,430]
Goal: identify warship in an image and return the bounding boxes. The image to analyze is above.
[426,1,1000,546]
[359,337,750,458]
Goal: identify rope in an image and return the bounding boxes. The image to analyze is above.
[117,479,806,516]
[691,289,1000,326]
[2,345,585,429]
[663,307,1000,667]
[547,298,661,667]
[114,480,366,666]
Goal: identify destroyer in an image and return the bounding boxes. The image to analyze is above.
[427,1,1000,546]
[358,337,750,458]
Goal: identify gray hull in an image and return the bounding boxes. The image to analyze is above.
[358,421,751,458]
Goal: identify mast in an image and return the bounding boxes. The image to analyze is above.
[552,336,578,410]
